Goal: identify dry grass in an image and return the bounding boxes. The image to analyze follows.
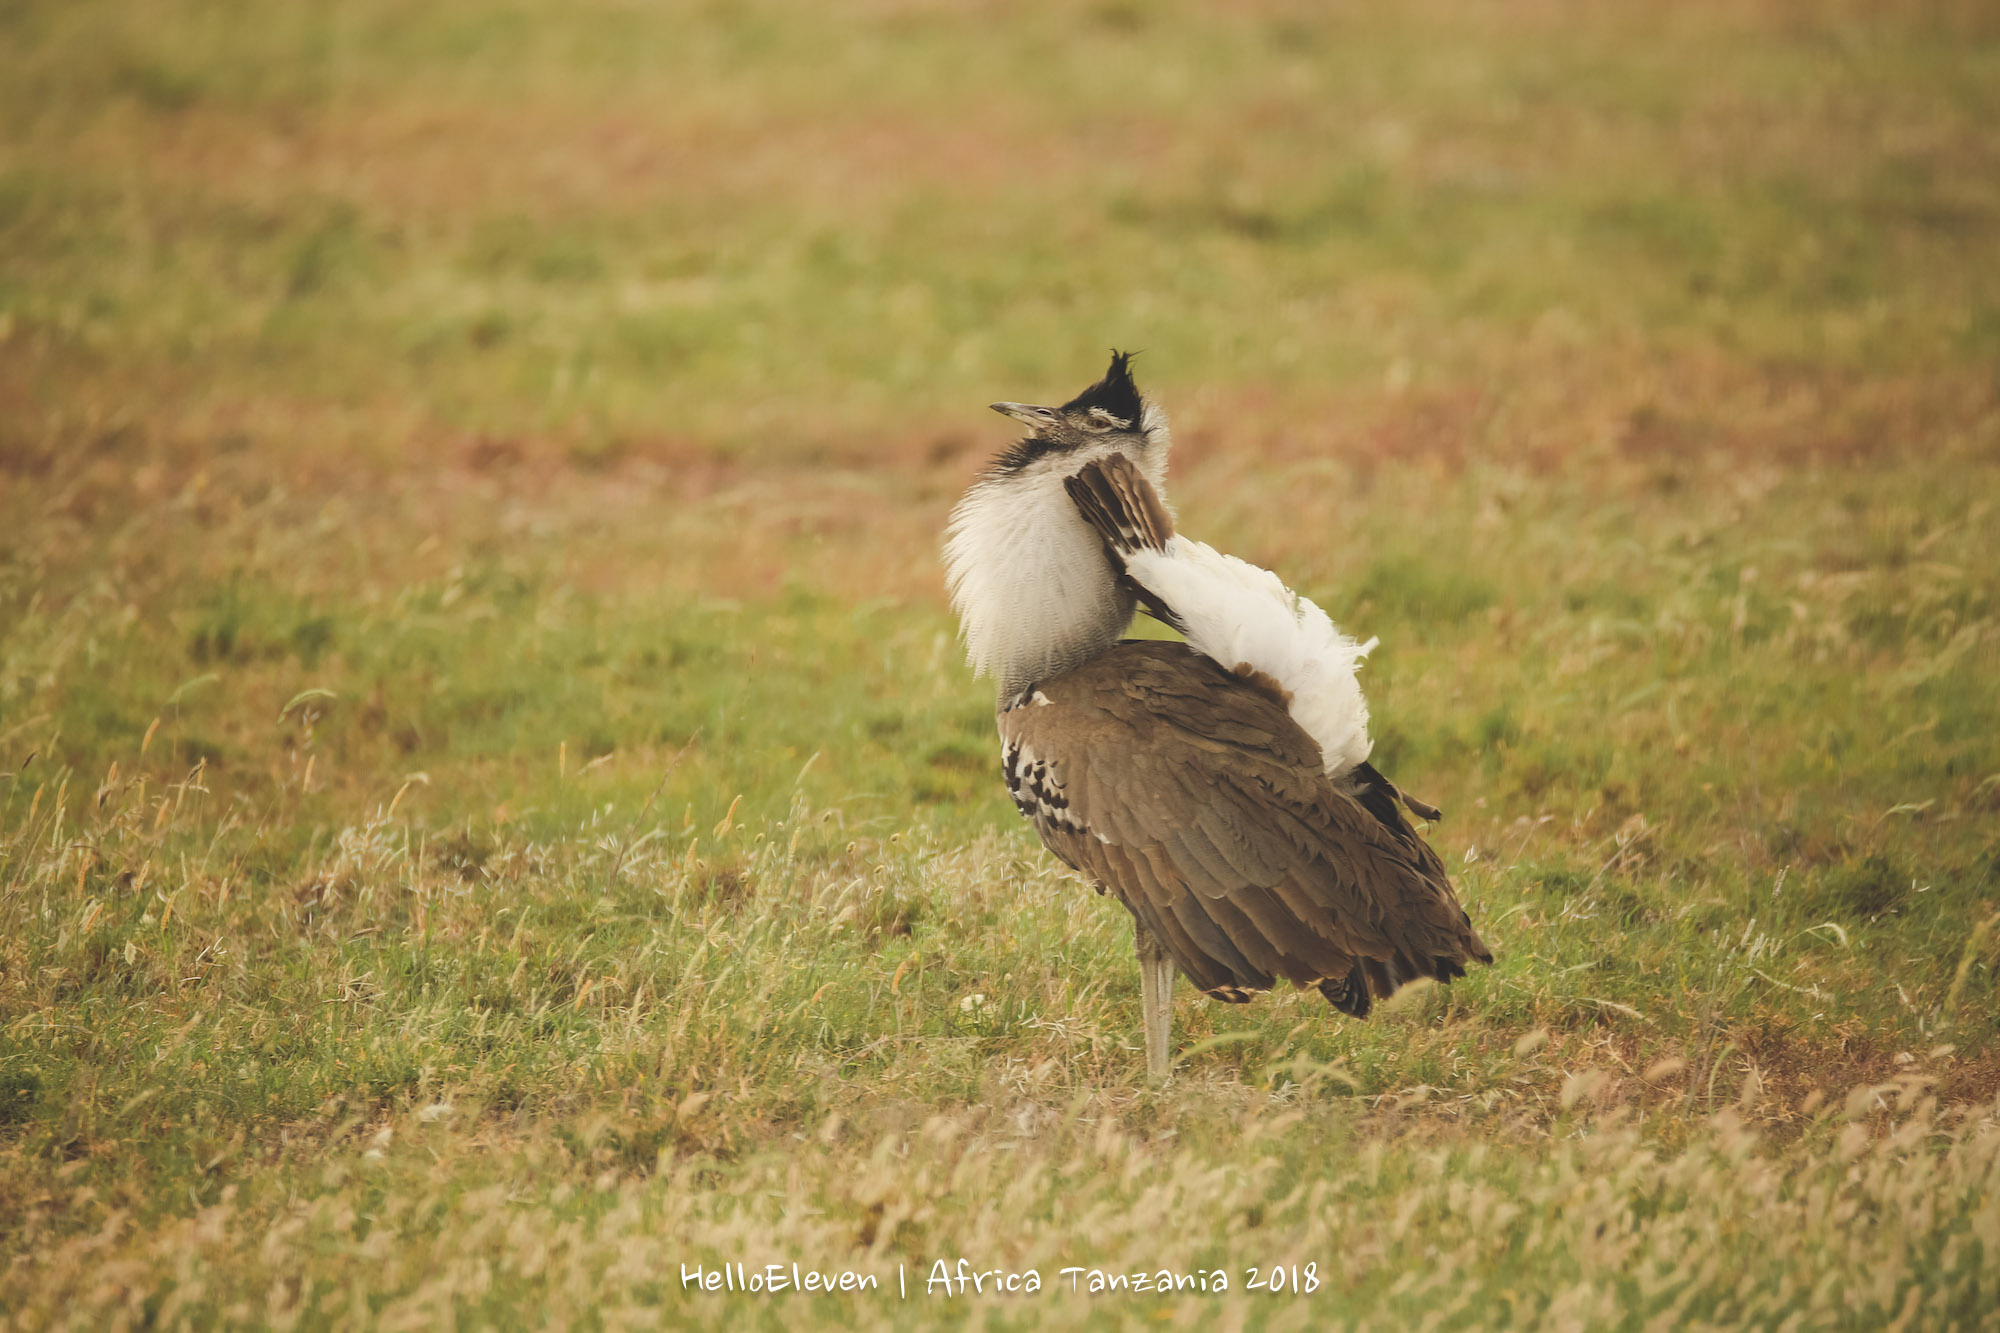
[3,0,1999,1327]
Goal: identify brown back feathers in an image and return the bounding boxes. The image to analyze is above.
[1001,641,1492,1016]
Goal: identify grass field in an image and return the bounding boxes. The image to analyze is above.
[3,1,1999,1327]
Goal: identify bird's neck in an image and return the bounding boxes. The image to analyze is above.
[945,468,1138,704]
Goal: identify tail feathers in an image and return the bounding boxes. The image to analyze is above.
[1349,761,1443,827]
[1321,949,1478,1019]
[1362,957,1400,1001]
[1318,972,1373,1019]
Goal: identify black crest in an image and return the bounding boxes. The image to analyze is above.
[1061,351,1144,426]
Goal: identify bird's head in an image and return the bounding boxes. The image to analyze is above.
[944,352,1172,698]
[984,351,1170,479]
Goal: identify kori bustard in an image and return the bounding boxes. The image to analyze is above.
[944,353,1490,1078]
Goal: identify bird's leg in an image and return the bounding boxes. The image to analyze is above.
[1135,923,1175,1080]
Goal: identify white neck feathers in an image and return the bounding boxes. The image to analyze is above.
[944,442,1169,702]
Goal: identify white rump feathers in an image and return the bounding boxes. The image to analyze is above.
[1123,538,1377,777]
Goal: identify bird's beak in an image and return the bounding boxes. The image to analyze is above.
[990,402,1060,429]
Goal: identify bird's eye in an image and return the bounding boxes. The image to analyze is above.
[1085,408,1131,431]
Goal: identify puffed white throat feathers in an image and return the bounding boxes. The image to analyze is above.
[945,436,1171,702]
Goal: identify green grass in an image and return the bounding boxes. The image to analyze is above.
[3,0,2000,1328]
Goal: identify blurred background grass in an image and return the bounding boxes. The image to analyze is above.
[3,1,1999,1327]
[5,0,1996,448]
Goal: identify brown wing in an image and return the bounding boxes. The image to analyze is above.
[1063,455,1188,633]
[1001,640,1490,1016]
[1063,454,1173,555]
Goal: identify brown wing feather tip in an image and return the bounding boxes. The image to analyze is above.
[1319,972,1372,1019]
[1116,461,1174,548]
[1398,788,1444,823]
[1066,456,1173,554]
[1102,454,1173,549]
[1319,949,1490,1020]
[1064,472,1128,544]
[1061,470,1126,554]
